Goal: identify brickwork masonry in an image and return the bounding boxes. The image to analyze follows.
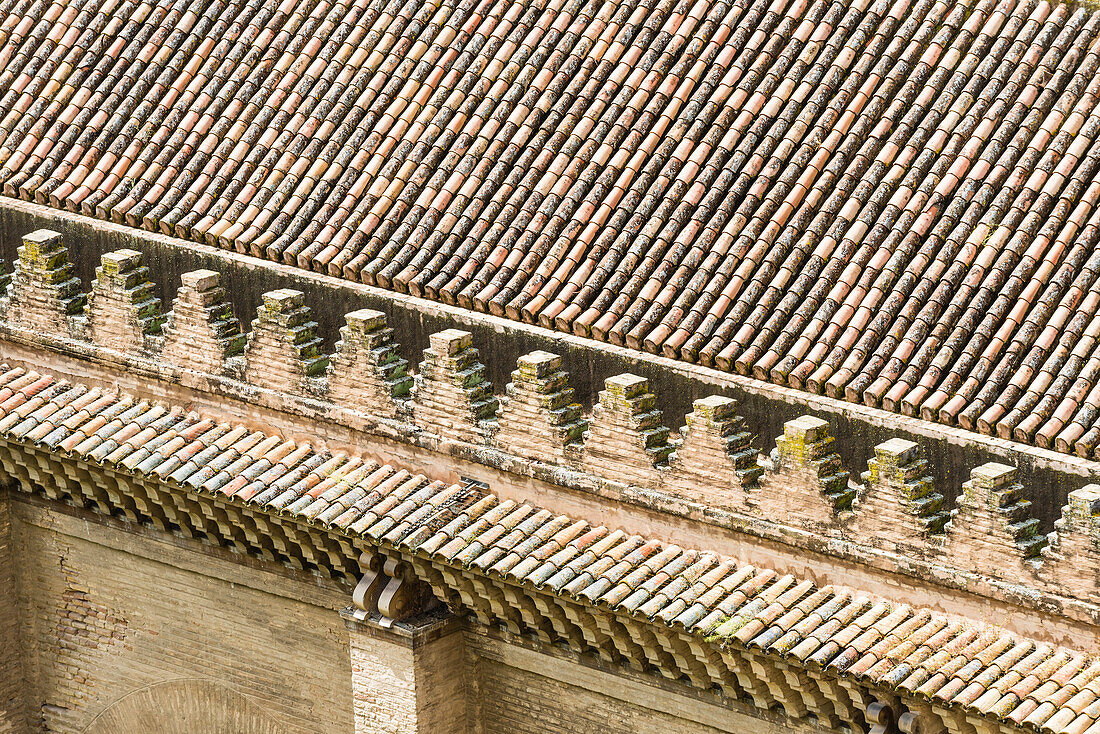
[0,232,1098,613]
[0,496,25,733]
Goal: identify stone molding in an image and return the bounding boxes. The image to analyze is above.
[0,233,1097,610]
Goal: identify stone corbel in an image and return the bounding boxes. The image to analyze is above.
[352,547,437,624]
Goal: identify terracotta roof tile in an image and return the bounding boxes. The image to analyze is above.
[0,364,1094,728]
[10,0,1100,453]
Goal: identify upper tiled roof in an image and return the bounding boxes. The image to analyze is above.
[1,362,1098,732]
[6,0,1100,453]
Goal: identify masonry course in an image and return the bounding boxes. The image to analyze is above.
[1,235,1100,732]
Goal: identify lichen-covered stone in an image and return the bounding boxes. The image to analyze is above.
[581,374,673,488]
[413,329,497,441]
[853,439,948,551]
[87,249,165,353]
[328,309,412,416]
[1042,485,1100,598]
[944,463,1046,575]
[749,416,853,527]
[670,395,761,506]
[495,351,586,463]
[7,229,85,334]
[243,289,328,394]
[162,270,244,374]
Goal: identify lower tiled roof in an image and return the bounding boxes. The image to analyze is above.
[0,363,1096,732]
[5,0,1100,455]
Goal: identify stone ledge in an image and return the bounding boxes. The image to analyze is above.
[340,606,461,648]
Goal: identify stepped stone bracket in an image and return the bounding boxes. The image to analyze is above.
[328,309,412,416]
[495,350,587,462]
[161,269,244,373]
[243,289,329,393]
[8,229,85,333]
[946,463,1046,570]
[413,329,498,440]
[857,438,949,541]
[581,373,673,487]
[1043,484,1100,598]
[769,416,854,513]
[87,249,165,352]
[671,395,762,504]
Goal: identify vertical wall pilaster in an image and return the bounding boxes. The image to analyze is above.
[343,609,467,734]
[0,493,25,733]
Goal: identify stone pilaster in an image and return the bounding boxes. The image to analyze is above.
[944,463,1046,576]
[328,309,412,417]
[495,351,586,463]
[413,329,497,441]
[243,289,328,394]
[750,416,853,526]
[343,608,467,734]
[161,270,244,374]
[670,395,762,505]
[0,494,26,732]
[1042,485,1100,599]
[87,249,164,353]
[581,374,673,487]
[8,229,84,334]
[854,439,948,552]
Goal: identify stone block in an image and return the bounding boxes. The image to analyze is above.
[1042,484,1100,599]
[344,609,467,734]
[413,329,497,441]
[162,269,244,374]
[670,395,762,506]
[87,249,164,353]
[496,351,586,463]
[329,309,412,416]
[580,373,672,488]
[749,416,853,527]
[243,288,328,394]
[7,229,85,334]
[945,463,1045,577]
[854,439,948,552]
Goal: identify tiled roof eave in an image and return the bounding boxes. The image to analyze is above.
[0,364,1094,733]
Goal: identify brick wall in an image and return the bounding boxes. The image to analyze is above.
[4,496,847,734]
[348,620,467,734]
[0,496,26,733]
[8,501,353,734]
[468,633,824,734]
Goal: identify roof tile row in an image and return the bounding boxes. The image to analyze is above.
[8,0,1100,454]
[0,362,1097,732]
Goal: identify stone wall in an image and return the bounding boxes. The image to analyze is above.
[1,493,853,734]
[6,499,354,734]
[467,634,822,734]
[0,495,24,733]
[0,203,1087,528]
[0,235,1098,635]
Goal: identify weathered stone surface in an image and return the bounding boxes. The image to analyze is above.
[7,230,85,335]
[243,289,328,394]
[670,395,761,506]
[495,351,586,463]
[162,269,244,374]
[944,463,1046,576]
[854,439,948,551]
[413,329,497,441]
[1043,484,1100,599]
[581,374,673,487]
[345,611,467,734]
[0,497,24,732]
[749,416,853,526]
[86,249,164,353]
[328,309,412,417]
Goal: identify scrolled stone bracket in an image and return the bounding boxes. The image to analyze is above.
[352,547,437,625]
